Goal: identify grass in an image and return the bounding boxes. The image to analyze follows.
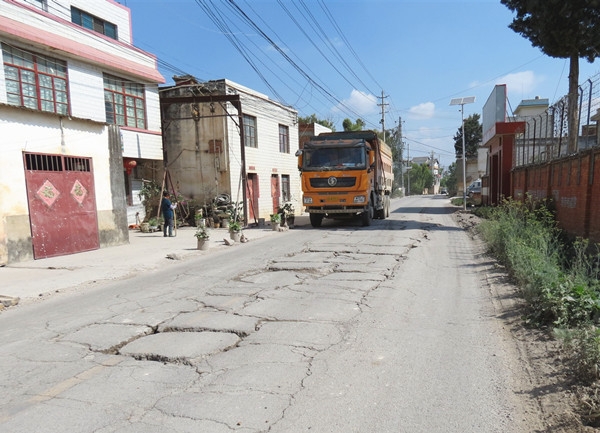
[476,198,600,385]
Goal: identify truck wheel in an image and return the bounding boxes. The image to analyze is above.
[309,213,323,228]
[361,202,373,226]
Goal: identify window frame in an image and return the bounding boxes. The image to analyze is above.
[279,124,290,153]
[243,114,257,148]
[103,74,147,130]
[71,7,118,40]
[2,44,69,115]
[281,174,291,202]
[24,0,47,11]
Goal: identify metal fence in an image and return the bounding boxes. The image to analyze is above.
[513,71,600,167]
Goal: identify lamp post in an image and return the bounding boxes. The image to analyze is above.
[450,96,475,211]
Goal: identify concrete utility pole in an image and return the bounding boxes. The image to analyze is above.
[450,96,475,211]
[398,117,404,195]
[378,91,389,141]
[406,140,410,196]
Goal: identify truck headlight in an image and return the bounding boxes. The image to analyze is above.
[353,195,366,204]
[303,197,313,204]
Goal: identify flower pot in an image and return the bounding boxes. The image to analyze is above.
[212,222,220,229]
[197,238,209,250]
[272,222,280,231]
[221,219,229,229]
[230,231,241,242]
[140,222,150,233]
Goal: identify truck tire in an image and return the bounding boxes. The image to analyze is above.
[361,202,373,226]
[309,213,323,228]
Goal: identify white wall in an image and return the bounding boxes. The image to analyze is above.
[224,85,301,220]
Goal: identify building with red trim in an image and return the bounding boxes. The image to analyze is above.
[0,0,164,264]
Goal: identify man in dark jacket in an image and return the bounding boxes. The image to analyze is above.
[161,191,174,237]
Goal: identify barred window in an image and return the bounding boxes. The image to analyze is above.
[71,7,117,40]
[243,115,257,148]
[279,124,289,153]
[2,44,69,115]
[103,74,146,129]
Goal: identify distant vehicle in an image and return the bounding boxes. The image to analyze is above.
[440,187,448,195]
[467,179,482,197]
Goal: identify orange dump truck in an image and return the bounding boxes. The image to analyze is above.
[297,131,394,227]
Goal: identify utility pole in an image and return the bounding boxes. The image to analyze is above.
[406,140,410,196]
[398,117,404,195]
[378,91,388,141]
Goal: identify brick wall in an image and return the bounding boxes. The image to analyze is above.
[512,149,599,243]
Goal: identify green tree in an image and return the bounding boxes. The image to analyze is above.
[342,118,366,131]
[408,163,434,195]
[298,113,335,131]
[453,113,482,158]
[443,162,458,196]
[501,0,600,153]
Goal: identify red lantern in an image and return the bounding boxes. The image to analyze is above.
[123,158,137,175]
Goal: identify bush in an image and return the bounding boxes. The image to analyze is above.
[477,197,600,386]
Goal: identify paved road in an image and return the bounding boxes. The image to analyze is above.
[0,196,535,432]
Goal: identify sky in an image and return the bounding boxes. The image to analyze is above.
[122,0,600,169]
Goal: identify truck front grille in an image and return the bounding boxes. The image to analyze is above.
[309,177,356,188]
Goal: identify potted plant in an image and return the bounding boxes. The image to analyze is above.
[270,213,281,231]
[195,227,210,250]
[278,202,295,228]
[148,217,159,232]
[229,220,242,242]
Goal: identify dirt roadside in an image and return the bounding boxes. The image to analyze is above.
[454,210,598,433]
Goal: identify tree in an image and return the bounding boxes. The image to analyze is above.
[501,0,600,153]
[298,113,335,131]
[342,118,366,131]
[453,113,482,158]
[408,163,434,195]
[443,162,458,196]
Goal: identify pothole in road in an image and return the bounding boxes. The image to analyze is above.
[118,331,241,366]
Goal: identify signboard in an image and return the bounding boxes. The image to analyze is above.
[482,85,506,144]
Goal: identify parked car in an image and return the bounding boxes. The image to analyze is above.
[440,187,448,195]
[467,179,481,197]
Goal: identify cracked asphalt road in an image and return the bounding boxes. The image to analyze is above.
[0,196,538,432]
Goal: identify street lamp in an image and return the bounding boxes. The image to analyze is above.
[450,96,475,211]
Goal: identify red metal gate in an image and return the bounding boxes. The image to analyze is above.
[24,152,100,259]
[271,174,280,215]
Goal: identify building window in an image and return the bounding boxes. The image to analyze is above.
[24,0,47,11]
[243,115,257,148]
[103,74,146,129]
[282,174,290,202]
[279,124,289,153]
[2,44,69,115]
[71,7,118,40]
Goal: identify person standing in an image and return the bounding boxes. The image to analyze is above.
[161,191,174,237]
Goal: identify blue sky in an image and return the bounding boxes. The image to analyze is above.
[124,0,600,168]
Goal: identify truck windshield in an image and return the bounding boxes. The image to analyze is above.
[303,147,366,171]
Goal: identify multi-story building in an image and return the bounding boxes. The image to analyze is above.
[0,0,164,264]
[160,77,301,224]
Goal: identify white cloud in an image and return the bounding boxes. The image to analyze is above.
[332,89,377,116]
[408,102,435,119]
[495,70,539,94]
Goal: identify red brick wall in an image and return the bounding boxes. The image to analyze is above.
[512,149,599,243]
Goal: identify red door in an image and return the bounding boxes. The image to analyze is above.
[24,153,100,259]
[271,174,280,214]
[246,173,259,223]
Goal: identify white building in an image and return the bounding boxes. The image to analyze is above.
[0,0,164,264]
[160,77,301,224]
